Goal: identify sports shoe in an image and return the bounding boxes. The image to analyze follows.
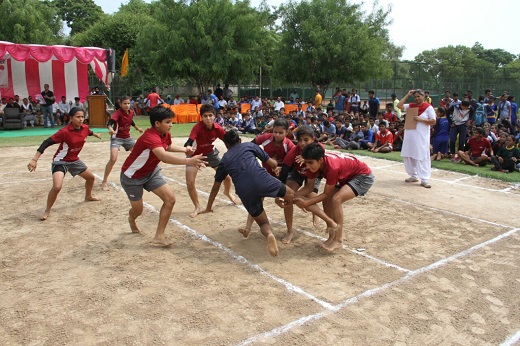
[405,177,419,183]
[421,182,432,188]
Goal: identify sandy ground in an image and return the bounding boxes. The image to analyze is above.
[0,136,519,345]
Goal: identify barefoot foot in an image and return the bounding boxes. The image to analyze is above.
[321,239,343,252]
[189,206,202,218]
[238,227,251,238]
[128,216,140,234]
[152,236,173,247]
[101,182,110,191]
[318,227,336,248]
[40,210,50,221]
[281,230,295,244]
[85,195,100,202]
[267,234,278,257]
[225,192,238,205]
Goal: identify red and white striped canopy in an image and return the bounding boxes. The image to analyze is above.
[0,41,110,103]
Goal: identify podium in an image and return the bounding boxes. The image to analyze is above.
[87,95,107,127]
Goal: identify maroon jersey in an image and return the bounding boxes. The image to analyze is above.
[468,137,492,157]
[306,152,372,186]
[121,127,171,179]
[110,108,135,139]
[283,142,325,178]
[50,123,92,162]
[189,122,225,155]
[254,133,294,175]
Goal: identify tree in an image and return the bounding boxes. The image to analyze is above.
[471,42,516,68]
[135,0,274,94]
[0,0,62,44]
[54,0,105,35]
[272,0,395,93]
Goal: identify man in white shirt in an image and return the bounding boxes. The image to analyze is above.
[273,96,284,111]
[250,95,262,110]
[218,95,228,109]
[173,95,184,105]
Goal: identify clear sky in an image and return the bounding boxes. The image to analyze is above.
[94,0,520,60]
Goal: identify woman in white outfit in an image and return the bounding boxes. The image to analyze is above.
[397,89,436,188]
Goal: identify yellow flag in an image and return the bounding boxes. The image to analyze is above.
[121,48,129,77]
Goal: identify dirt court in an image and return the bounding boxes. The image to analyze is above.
[0,137,519,345]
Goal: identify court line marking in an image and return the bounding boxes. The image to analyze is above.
[163,175,411,273]
[238,226,519,345]
[93,173,337,311]
[500,329,520,346]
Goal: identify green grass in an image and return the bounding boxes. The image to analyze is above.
[325,145,520,183]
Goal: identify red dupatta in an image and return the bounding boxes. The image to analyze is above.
[408,102,430,115]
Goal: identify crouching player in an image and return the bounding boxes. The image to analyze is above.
[120,106,206,246]
[201,130,294,257]
[294,143,374,252]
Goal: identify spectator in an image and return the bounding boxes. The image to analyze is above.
[367,90,380,118]
[431,107,450,161]
[41,83,55,128]
[447,100,474,162]
[458,127,493,167]
[491,135,520,172]
[21,97,35,127]
[371,122,393,153]
[57,96,71,125]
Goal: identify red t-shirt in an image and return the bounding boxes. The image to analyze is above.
[146,92,161,108]
[189,122,226,155]
[383,112,398,123]
[254,133,295,175]
[50,124,92,162]
[468,137,492,157]
[283,142,324,177]
[110,108,135,139]
[121,127,171,179]
[306,152,372,186]
[376,129,393,145]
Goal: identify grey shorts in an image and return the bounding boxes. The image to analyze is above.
[120,166,167,201]
[337,172,374,197]
[51,160,87,177]
[287,170,321,193]
[110,137,135,151]
[193,148,221,168]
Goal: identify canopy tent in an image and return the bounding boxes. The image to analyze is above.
[0,41,111,103]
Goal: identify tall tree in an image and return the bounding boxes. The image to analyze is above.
[272,0,394,93]
[0,0,62,44]
[135,0,274,93]
[471,42,516,68]
[54,0,105,35]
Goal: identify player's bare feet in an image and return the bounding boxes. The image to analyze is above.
[101,181,110,191]
[40,210,51,221]
[85,196,100,202]
[189,206,202,218]
[321,239,343,252]
[319,227,336,248]
[267,234,278,257]
[238,227,251,238]
[312,213,319,228]
[152,235,173,247]
[225,191,238,205]
[281,230,295,244]
[128,216,140,233]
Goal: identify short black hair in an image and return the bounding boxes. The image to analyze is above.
[223,129,240,147]
[301,142,325,160]
[273,118,289,130]
[149,105,174,125]
[69,107,84,118]
[297,125,315,138]
[199,104,215,115]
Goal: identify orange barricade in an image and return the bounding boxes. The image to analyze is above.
[240,103,251,114]
[160,103,200,123]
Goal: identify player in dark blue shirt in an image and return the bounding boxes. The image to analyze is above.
[201,130,294,257]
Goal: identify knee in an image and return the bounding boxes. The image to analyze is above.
[51,185,62,194]
[164,194,176,207]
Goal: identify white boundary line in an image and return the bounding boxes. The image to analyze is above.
[93,173,337,311]
[163,175,411,273]
[500,329,520,346]
[239,226,519,345]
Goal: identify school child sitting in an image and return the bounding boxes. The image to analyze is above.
[294,142,374,252]
[201,130,295,257]
[370,122,393,153]
[490,135,520,172]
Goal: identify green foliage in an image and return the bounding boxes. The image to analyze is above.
[273,0,394,93]
[0,0,62,44]
[136,0,273,93]
[54,0,105,35]
[471,42,516,68]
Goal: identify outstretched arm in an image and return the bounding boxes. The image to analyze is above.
[201,181,223,214]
